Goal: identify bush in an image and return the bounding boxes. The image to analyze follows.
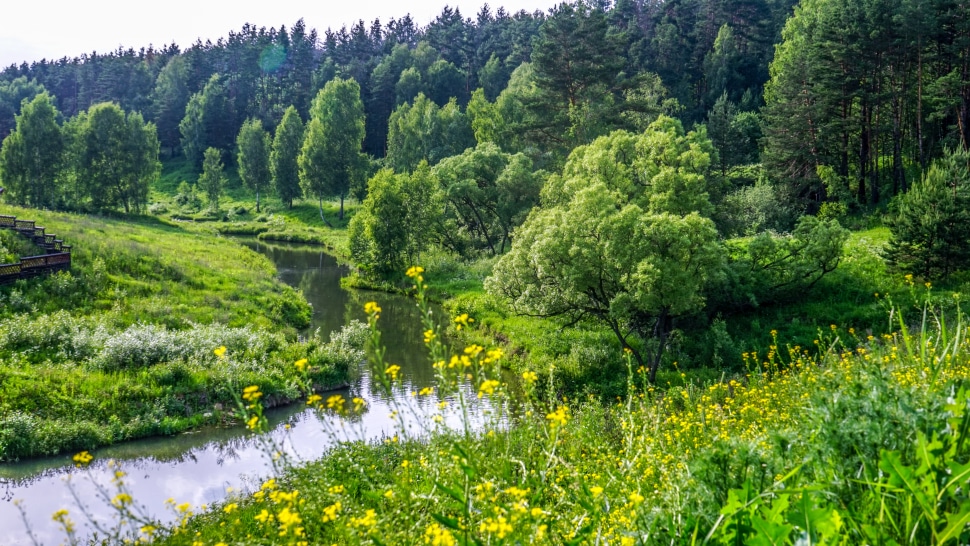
[148,202,168,215]
[718,179,799,236]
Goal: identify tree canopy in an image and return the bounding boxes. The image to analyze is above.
[270,106,305,209]
[72,102,160,213]
[298,77,366,224]
[487,118,723,381]
[0,93,65,209]
[236,118,271,213]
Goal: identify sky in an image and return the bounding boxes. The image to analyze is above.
[0,0,565,69]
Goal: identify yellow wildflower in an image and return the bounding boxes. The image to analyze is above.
[478,379,501,398]
[242,385,262,402]
[73,451,93,466]
[111,493,132,507]
[454,313,474,331]
[351,509,377,528]
[424,522,456,545]
[322,501,342,523]
[326,394,345,410]
[546,406,569,428]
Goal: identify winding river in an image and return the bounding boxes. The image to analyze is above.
[0,240,472,545]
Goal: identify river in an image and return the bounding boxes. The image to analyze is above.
[0,240,474,545]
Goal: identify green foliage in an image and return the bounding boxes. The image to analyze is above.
[885,148,970,280]
[0,228,41,263]
[489,120,723,381]
[385,93,475,173]
[529,1,625,148]
[299,77,367,223]
[150,56,190,154]
[707,93,762,174]
[717,176,799,236]
[178,74,230,168]
[0,76,45,140]
[761,0,970,206]
[433,142,544,257]
[270,106,304,209]
[717,216,850,310]
[197,147,226,210]
[72,102,161,213]
[349,165,439,274]
[0,92,64,208]
[236,118,271,213]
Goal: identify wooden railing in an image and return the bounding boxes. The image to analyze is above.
[0,214,72,285]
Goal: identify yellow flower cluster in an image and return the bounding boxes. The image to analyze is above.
[242,385,262,403]
[546,406,569,428]
[423,522,456,545]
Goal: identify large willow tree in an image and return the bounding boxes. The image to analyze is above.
[487,117,723,382]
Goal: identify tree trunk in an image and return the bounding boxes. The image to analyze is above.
[648,308,671,384]
[339,195,344,221]
[255,190,260,213]
[858,105,869,205]
[318,197,333,228]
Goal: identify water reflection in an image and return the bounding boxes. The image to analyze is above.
[0,240,480,545]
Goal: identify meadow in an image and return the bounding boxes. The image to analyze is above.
[0,204,362,461]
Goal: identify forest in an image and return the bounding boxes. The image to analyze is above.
[4,0,970,543]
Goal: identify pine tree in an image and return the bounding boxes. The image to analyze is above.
[884,148,970,280]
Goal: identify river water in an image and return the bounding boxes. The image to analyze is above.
[0,240,474,545]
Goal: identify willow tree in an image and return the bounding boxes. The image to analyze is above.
[487,117,723,382]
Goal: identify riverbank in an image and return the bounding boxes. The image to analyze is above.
[0,205,359,461]
[0,236,464,546]
[152,289,970,545]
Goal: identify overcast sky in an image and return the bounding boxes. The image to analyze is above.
[0,0,564,69]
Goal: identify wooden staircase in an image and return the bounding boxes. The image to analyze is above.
[0,215,72,285]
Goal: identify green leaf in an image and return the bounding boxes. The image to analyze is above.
[938,502,970,544]
[748,515,793,546]
[434,481,466,505]
[432,513,462,531]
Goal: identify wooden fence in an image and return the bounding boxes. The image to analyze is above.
[0,215,72,285]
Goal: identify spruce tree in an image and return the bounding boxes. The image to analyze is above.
[884,148,970,280]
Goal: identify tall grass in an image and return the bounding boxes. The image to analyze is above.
[91,281,970,545]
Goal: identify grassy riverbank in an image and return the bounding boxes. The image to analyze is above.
[0,205,361,461]
[144,289,970,545]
